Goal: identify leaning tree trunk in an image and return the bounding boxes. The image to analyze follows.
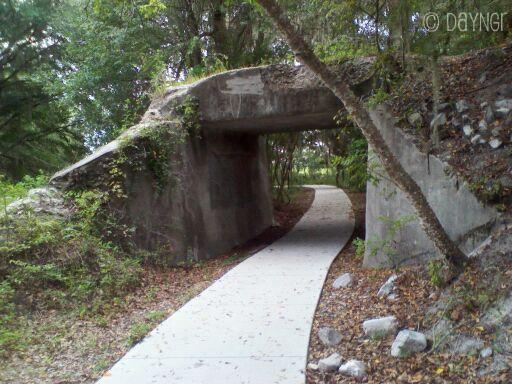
[255,0,467,269]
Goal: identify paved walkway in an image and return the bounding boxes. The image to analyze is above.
[98,186,354,384]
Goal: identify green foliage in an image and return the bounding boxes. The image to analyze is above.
[366,88,391,108]
[126,321,153,346]
[366,215,416,267]
[353,237,365,260]
[0,187,142,355]
[0,173,48,210]
[331,138,369,191]
[0,1,83,179]
[427,259,445,288]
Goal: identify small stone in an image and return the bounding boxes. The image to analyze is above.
[450,335,484,355]
[377,274,398,297]
[318,353,342,373]
[339,359,366,379]
[489,139,502,149]
[491,127,502,137]
[499,175,512,188]
[318,327,342,347]
[485,105,495,124]
[463,124,474,136]
[495,99,512,110]
[391,330,427,358]
[451,117,462,128]
[430,112,446,128]
[480,347,493,358]
[456,99,470,113]
[471,134,482,144]
[478,120,487,132]
[495,107,510,119]
[407,112,422,126]
[333,273,354,288]
[362,316,398,339]
[387,293,398,301]
[307,362,319,371]
[438,102,450,111]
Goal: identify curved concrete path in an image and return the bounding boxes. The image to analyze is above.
[98,186,354,384]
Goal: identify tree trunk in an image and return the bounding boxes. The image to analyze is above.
[255,0,467,269]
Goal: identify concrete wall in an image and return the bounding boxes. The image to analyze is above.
[364,105,498,267]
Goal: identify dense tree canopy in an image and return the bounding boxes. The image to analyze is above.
[0,0,510,179]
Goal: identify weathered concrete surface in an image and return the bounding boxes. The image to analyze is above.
[97,186,354,384]
[364,105,498,267]
[50,62,373,263]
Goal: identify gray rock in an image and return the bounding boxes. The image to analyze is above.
[438,103,450,111]
[407,112,422,126]
[489,139,502,149]
[480,347,493,358]
[478,353,510,377]
[338,359,366,379]
[463,124,474,136]
[481,293,512,330]
[471,134,482,144]
[499,176,512,188]
[333,272,354,289]
[426,318,454,349]
[495,107,511,119]
[6,187,69,217]
[430,112,447,128]
[362,316,398,338]
[307,362,319,371]
[377,274,398,297]
[491,127,502,137]
[449,335,484,355]
[456,100,470,113]
[391,330,427,358]
[318,327,342,347]
[478,120,487,132]
[495,99,512,110]
[318,353,342,373]
[484,105,495,124]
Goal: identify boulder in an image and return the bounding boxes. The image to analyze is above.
[318,327,342,347]
[318,353,342,373]
[391,329,427,358]
[5,187,69,217]
[332,272,354,289]
[362,316,398,338]
[338,359,366,379]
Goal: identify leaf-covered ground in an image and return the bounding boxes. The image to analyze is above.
[0,188,314,384]
[307,193,511,383]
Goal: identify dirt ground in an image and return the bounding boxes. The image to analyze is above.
[307,192,511,384]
